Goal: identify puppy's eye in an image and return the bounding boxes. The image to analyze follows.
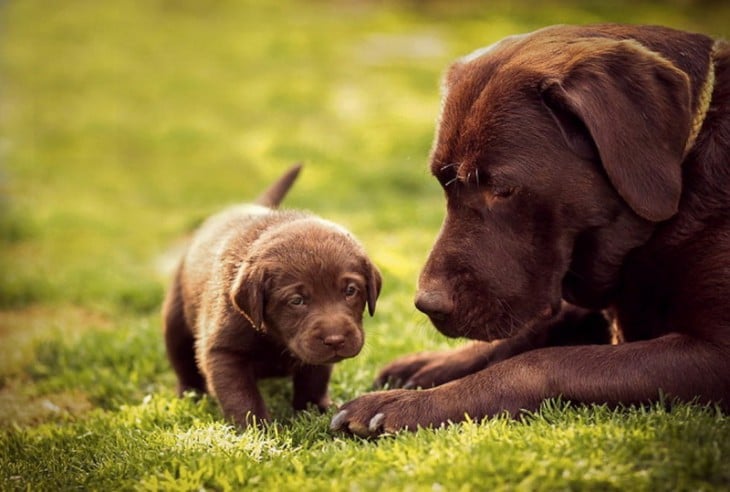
[289,295,306,307]
[344,283,359,298]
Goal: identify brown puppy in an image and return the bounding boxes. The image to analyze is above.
[332,24,730,436]
[163,165,382,427]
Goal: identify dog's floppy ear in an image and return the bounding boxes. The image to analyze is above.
[540,39,692,222]
[230,262,266,331]
[363,259,382,317]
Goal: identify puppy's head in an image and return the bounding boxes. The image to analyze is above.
[231,218,381,365]
[416,25,714,341]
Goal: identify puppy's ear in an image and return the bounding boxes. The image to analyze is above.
[363,259,382,317]
[540,39,692,222]
[230,263,266,331]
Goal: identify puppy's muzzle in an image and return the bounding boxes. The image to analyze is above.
[296,318,364,364]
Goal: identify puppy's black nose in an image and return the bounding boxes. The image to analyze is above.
[414,290,454,320]
[323,334,346,349]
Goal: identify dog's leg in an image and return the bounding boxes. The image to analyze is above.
[292,364,333,412]
[204,350,270,427]
[163,273,207,395]
[374,340,512,390]
[376,304,610,389]
[333,333,730,437]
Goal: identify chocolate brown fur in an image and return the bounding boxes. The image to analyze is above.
[332,24,730,437]
[163,165,382,427]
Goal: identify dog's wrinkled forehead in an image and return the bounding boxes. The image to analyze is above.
[432,66,542,184]
[457,32,530,65]
[431,27,623,184]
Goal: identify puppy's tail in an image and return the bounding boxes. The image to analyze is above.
[254,163,303,208]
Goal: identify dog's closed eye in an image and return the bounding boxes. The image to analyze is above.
[483,186,518,208]
[492,186,516,198]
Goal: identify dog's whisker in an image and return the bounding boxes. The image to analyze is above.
[494,298,524,338]
[444,176,459,188]
[446,180,459,188]
[438,162,457,172]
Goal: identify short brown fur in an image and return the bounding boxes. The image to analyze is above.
[332,24,730,436]
[163,165,381,427]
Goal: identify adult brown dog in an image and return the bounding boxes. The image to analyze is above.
[332,24,730,437]
[163,165,382,427]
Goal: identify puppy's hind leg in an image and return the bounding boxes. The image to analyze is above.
[163,273,207,396]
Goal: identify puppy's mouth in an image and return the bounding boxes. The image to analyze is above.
[295,351,354,366]
[290,340,363,366]
[320,354,347,364]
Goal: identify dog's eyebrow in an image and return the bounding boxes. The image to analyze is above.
[456,161,490,187]
[444,176,459,188]
[437,162,458,174]
[432,162,459,187]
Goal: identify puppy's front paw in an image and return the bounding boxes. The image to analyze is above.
[330,389,449,437]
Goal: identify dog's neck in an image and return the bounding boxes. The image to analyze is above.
[684,43,718,156]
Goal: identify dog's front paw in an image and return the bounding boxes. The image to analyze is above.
[330,388,458,437]
[374,352,449,389]
[375,349,482,389]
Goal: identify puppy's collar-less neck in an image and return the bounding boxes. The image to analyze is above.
[684,44,717,156]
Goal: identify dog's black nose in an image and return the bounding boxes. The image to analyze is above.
[323,334,346,349]
[414,290,454,320]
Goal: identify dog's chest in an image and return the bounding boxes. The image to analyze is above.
[610,249,680,342]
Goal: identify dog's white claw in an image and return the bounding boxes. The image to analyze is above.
[368,413,385,433]
[330,410,348,431]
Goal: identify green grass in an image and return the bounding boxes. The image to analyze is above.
[1,0,729,490]
[3,398,728,491]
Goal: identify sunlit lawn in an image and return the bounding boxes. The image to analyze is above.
[1,0,729,489]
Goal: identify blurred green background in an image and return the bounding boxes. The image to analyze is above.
[2,0,727,319]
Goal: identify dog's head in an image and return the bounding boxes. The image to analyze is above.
[230,218,382,365]
[416,24,715,341]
